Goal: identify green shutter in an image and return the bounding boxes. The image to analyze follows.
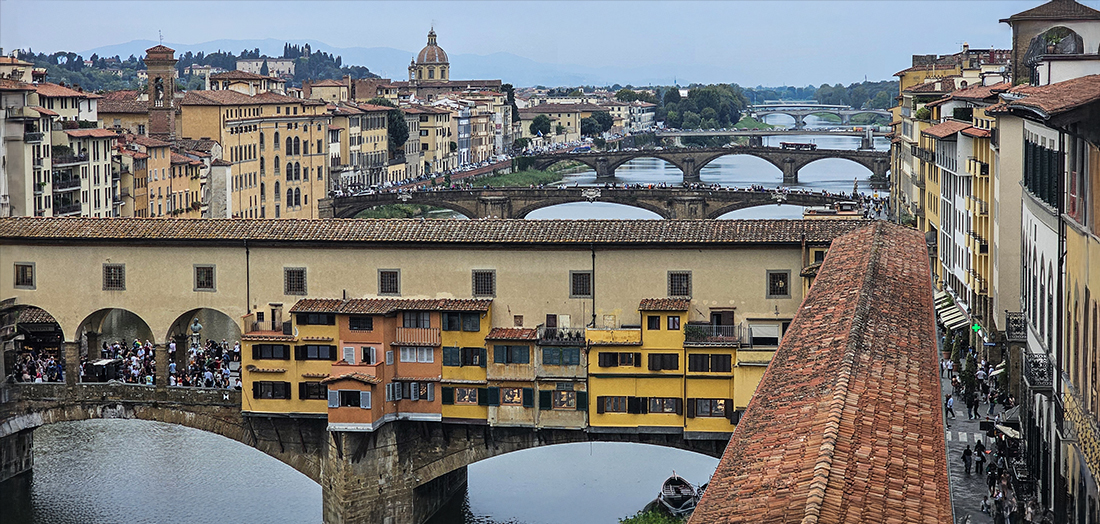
[596,396,606,414]
[686,398,697,418]
[479,347,487,368]
[493,345,507,364]
[487,387,500,406]
[477,387,489,406]
[252,381,259,399]
[539,390,552,410]
[576,391,587,411]
[522,388,534,408]
[441,387,454,405]
[517,346,530,364]
[633,352,642,367]
[329,345,339,361]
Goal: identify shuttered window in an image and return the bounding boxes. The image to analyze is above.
[300,382,327,400]
[493,345,529,364]
[648,353,679,371]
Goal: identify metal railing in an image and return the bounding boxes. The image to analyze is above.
[684,324,745,346]
[23,131,44,143]
[1023,351,1053,392]
[52,154,88,166]
[395,327,441,346]
[54,203,81,215]
[51,177,80,190]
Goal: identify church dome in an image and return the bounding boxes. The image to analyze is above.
[416,29,449,65]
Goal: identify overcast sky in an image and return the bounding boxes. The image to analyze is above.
[1,1,1094,86]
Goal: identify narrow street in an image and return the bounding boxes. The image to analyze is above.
[941,365,996,523]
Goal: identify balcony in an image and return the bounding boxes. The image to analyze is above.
[54,203,81,215]
[32,157,43,168]
[1023,351,1053,393]
[684,324,745,347]
[538,326,586,346]
[395,327,441,346]
[1005,312,1026,342]
[586,326,642,347]
[247,319,292,335]
[51,177,80,191]
[52,154,88,167]
[23,132,44,143]
[5,106,38,120]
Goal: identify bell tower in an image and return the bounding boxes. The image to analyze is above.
[144,45,177,140]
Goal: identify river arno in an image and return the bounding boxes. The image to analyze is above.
[2,126,888,524]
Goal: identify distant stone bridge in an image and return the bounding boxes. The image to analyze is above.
[521,145,889,184]
[747,103,893,129]
[319,187,852,219]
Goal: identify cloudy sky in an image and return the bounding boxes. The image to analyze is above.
[0,1,1091,86]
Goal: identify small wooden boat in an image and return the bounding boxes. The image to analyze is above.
[657,473,700,517]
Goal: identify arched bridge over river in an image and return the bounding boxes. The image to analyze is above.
[521,145,889,185]
[319,187,852,219]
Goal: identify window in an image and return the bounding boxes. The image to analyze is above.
[284,267,306,295]
[402,311,430,328]
[299,382,326,400]
[767,270,791,299]
[749,324,781,346]
[295,344,337,360]
[399,346,433,363]
[647,315,661,330]
[253,344,290,360]
[570,271,592,298]
[360,346,378,365]
[688,354,710,372]
[443,312,481,332]
[553,390,577,410]
[693,399,729,417]
[711,354,732,373]
[668,271,691,297]
[501,387,524,406]
[648,353,679,371]
[103,263,125,291]
[813,250,826,263]
[493,345,530,364]
[296,313,336,325]
[253,381,291,399]
[667,316,681,330]
[378,269,400,295]
[514,315,523,327]
[444,346,485,367]
[338,389,365,408]
[385,350,394,365]
[14,262,34,289]
[472,269,496,297]
[455,387,478,405]
[597,352,640,367]
[648,397,682,414]
[542,347,581,366]
[599,396,628,413]
[349,316,373,331]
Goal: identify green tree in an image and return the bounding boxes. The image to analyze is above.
[512,137,531,151]
[366,97,409,154]
[580,117,601,137]
[663,88,681,106]
[529,114,552,136]
[665,110,681,128]
[259,60,269,77]
[592,111,613,132]
[682,111,701,129]
[615,88,638,102]
[556,124,566,135]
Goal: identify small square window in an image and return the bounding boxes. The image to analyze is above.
[194,265,215,292]
[767,270,791,299]
[668,271,691,297]
[647,315,661,330]
[14,262,35,289]
[284,267,306,295]
[570,271,592,298]
[103,263,125,291]
[513,315,524,327]
[667,316,681,330]
[472,269,496,297]
[379,269,400,295]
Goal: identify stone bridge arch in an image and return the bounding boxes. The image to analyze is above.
[331,197,479,220]
[512,197,670,219]
[76,307,155,353]
[165,307,244,349]
[691,150,787,178]
[790,154,890,182]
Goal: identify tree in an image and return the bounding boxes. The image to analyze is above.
[529,114,552,136]
[580,117,601,137]
[682,111,701,129]
[512,137,531,151]
[366,97,408,154]
[592,111,613,132]
[556,124,566,135]
[615,88,638,102]
[663,88,681,106]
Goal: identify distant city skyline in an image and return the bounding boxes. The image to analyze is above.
[0,0,1089,86]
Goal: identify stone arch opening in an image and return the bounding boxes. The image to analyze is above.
[75,308,155,383]
[520,200,667,219]
[607,155,683,176]
[794,155,877,179]
[165,308,244,388]
[694,151,785,178]
[1,305,65,383]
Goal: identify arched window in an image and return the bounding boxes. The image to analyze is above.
[274,132,280,150]
[294,188,301,207]
[286,163,293,181]
[294,162,301,180]
[275,182,281,201]
[287,189,293,204]
[259,157,265,175]
[259,131,265,150]
[428,68,434,79]
[274,156,280,175]
[260,183,265,201]
[286,136,293,153]
[294,137,301,156]
[418,69,423,79]
[303,167,309,181]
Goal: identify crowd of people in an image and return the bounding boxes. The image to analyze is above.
[10,350,63,383]
[87,339,158,385]
[171,338,239,390]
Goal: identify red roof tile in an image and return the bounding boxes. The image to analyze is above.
[34,82,89,98]
[0,79,35,91]
[320,372,381,385]
[962,127,992,138]
[1002,0,1100,22]
[921,119,972,139]
[17,307,57,324]
[1000,74,1100,117]
[30,106,58,117]
[638,298,690,311]
[689,222,948,524]
[63,128,119,139]
[290,298,492,315]
[485,328,538,341]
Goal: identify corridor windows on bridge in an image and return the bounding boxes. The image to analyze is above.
[102,263,125,291]
[454,387,478,405]
[599,396,628,413]
[647,316,661,330]
[283,267,307,295]
[569,271,592,298]
[348,316,373,331]
[297,313,336,325]
[337,389,369,409]
[193,264,215,292]
[300,381,327,400]
[403,311,430,329]
[472,269,496,297]
[648,397,682,414]
[13,262,34,289]
[667,315,681,331]
[668,271,692,298]
[542,347,580,366]
[597,351,640,367]
[442,347,483,367]
[254,344,290,360]
[691,399,729,418]
[648,353,679,371]
[295,344,337,361]
[494,345,530,364]
[766,270,791,299]
[253,380,291,399]
[552,390,577,410]
[442,312,480,332]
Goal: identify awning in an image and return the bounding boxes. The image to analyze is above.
[934,292,970,330]
[996,424,1021,439]
[990,368,1005,377]
[1001,405,1021,424]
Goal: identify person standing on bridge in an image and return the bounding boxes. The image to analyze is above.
[945,394,956,420]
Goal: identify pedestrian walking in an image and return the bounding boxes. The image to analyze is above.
[945,394,956,419]
[962,445,973,474]
[975,440,987,472]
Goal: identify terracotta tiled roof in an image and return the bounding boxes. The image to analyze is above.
[906,76,963,94]
[485,328,538,341]
[290,297,492,315]
[145,44,175,54]
[30,106,58,117]
[170,152,200,165]
[962,127,992,138]
[0,218,870,246]
[131,135,171,148]
[99,91,147,114]
[1001,0,1100,22]
[638,298,690,311]
[320,372,381,385]
[0,79,35,91]
[310,79,345,87]
[100,90,140,101]
[64,128,119,139]
[999,74,1100,117]
[182,89,299,107]
[174,138,218,152]
[17,307,57,324]
[690,221,948,524]
[35,82,89,98]
[241,334,294,342]
[949,81,1011,102]
[0,56,33,66]
[210,70,273,81]
[211,159,232,167]
[921,119,972,139]
[355,103,393,112]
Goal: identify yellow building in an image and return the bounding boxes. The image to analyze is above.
[240,307,336,417]
[517,105,582,144]
[411,104,453,174]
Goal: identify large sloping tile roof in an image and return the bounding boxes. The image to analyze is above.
[290,298,492,314]
[689,221,948,524]
[0,218,869,246]
[998,74,1100,118]
[485,328,538,341]
[1001,0,1100,22]
[922,119,972,139]
[638,298,690,311]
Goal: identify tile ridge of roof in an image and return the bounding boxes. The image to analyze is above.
[800,221,883,524]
